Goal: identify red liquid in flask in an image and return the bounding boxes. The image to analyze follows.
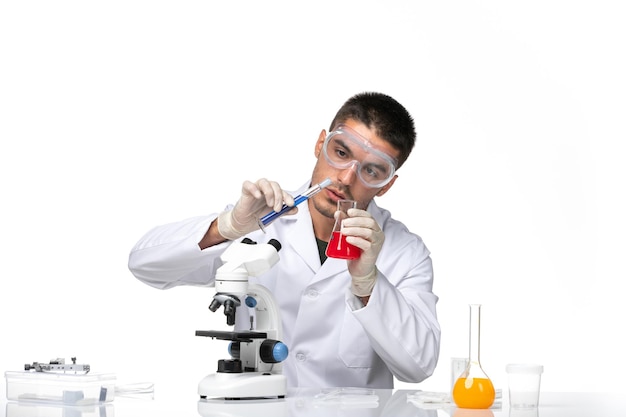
[326,231,361,260]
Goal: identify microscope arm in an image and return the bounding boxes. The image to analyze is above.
[247,284,283,341]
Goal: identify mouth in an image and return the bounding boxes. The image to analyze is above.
[325,187,348,201]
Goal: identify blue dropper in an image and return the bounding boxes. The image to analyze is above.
[258,178,332,228]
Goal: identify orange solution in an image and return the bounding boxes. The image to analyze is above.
[452,377,495,409]
[326,231,361,259]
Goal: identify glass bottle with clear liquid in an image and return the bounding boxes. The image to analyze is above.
[452,304,496,409]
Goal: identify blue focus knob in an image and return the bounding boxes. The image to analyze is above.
[245,296,257,308]
[272,342,289,362]
[259,340,289,363]
[228,341,240,359]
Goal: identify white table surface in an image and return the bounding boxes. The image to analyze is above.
[3,388,623,417]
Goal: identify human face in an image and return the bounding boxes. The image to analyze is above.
[310,119,400,221]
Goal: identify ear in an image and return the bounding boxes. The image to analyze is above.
[314,129,327,158]
[375,175,398,197]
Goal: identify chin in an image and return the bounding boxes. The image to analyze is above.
[311,196,336,220]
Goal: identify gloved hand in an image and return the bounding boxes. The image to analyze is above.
[218,179,295,240]
[341,208,385,297]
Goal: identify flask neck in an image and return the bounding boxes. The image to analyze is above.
[468,304,482,363]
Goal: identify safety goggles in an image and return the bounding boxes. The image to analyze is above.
[322,125,397,188]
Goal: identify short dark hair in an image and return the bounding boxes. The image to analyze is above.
[329,92,416,168]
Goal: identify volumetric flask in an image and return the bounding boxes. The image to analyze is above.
[452,304,496,409]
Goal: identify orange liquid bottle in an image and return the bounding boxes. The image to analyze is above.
[452,304,495,409]
[453,376,496,409]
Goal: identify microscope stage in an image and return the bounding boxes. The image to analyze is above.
[195,330,268,342]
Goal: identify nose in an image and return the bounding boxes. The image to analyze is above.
[337,161,359,186]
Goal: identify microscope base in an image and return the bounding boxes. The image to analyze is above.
[198,372,287,400]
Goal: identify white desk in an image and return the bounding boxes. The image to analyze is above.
[3,389,623,416]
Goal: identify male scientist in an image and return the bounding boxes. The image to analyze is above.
[128,92,440,388]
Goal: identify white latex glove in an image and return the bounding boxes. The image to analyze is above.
[341,208,384,297]
[218,179,295,240]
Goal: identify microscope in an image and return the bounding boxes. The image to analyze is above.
[196,238,288,400]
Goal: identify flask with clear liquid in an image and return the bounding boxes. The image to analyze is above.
[452,304,496,409]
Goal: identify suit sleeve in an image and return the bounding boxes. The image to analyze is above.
[127,215,228,289]
[347,234,440,383]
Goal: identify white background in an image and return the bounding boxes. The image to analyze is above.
[1,0,625,399]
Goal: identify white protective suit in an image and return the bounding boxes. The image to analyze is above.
[128,182,440,389]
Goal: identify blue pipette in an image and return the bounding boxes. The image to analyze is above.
[258,178,332,228]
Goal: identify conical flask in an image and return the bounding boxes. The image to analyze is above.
[452,304,495,409]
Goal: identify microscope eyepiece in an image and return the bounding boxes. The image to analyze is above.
[268,239,282,252]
